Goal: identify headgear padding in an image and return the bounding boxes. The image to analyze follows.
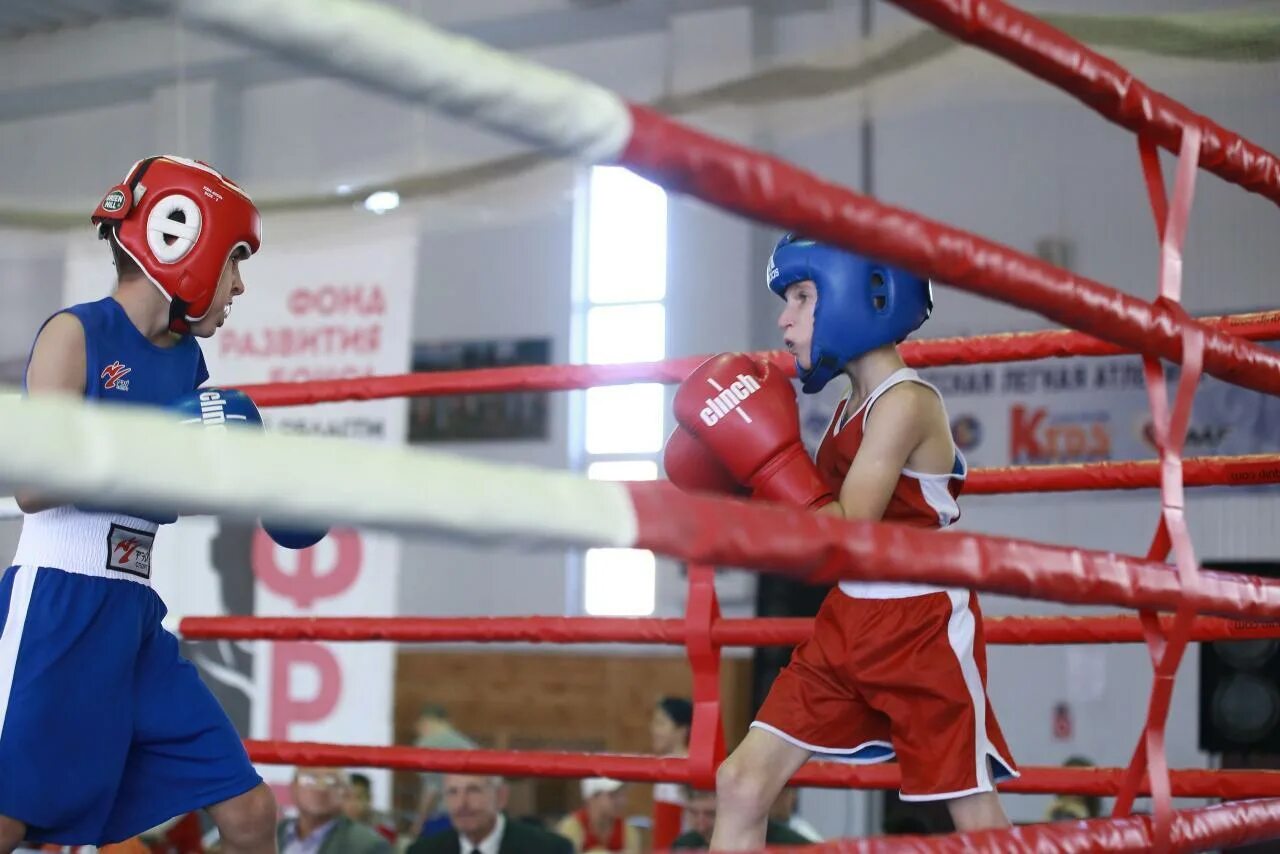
[92,155,261,333]
[767,234,932,393]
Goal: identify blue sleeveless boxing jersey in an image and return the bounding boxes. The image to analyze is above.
[58,296,209,405]
[14,296,210,576]
[0,295,261,845]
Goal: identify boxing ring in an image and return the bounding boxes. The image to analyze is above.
[7,0,1280,849]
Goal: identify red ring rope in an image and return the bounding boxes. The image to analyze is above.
[619,105,1280,396]
[890,0,1280,206]
[181,613,1280,646]
[234,310,1280,408]
[625,484,1280,620]
[243,741,1280,800]
[844,800,1280,854]
[965,454,1280,494]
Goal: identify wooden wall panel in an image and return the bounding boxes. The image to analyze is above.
[392,649,755,823]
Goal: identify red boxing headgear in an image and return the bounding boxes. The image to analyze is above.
[92,156,261,333]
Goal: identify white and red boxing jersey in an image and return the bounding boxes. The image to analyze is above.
[815,367,965,599]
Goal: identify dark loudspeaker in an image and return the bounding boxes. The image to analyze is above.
[1198,562,1280,754]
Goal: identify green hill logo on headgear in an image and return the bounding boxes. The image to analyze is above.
[101,189,128,213]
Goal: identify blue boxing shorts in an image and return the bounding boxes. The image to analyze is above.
[0,563,261,845]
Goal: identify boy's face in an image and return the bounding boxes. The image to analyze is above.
[778,279,817,370]
[649,707,686,755]
[190,252,247,338]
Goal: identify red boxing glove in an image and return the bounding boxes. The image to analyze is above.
[673,353,834,509]
[663,425,748,497]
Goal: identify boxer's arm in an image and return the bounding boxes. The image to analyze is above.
[828,384,932,521]
[15,313,86,513]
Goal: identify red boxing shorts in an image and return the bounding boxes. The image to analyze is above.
[753,587,1017,801]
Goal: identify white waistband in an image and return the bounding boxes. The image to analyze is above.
[11,506,157,586]
[838,581,959,599]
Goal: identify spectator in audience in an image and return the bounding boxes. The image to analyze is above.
[650,696,692,849]
[671,788,812,849]
[343,773,398,844]
[555,779,641,854]
[650,697,692,757]
[407,774,572,854]
[276,767,392,854]
[140,811,206,852]
[768,787,823,842]
[1045,756,1102,821]
[414,703,478,835]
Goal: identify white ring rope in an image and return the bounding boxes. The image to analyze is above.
[157,0,633,162]
[0,396,638,550]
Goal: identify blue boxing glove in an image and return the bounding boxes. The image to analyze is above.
[76,387,262,525]
[173,387,264,430]
[262,522,328,550]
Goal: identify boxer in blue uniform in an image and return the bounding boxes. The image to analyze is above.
[0,157,290,851]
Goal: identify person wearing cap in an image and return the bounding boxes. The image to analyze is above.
[554,779,641,854]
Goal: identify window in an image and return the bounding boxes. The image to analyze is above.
[584,548,656,617]
[585,166,667,304]
[573,166,668,617]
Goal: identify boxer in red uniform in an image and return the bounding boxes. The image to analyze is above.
[665,235,1017,849]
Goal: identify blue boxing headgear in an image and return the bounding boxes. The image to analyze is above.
[767,234,933,393]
